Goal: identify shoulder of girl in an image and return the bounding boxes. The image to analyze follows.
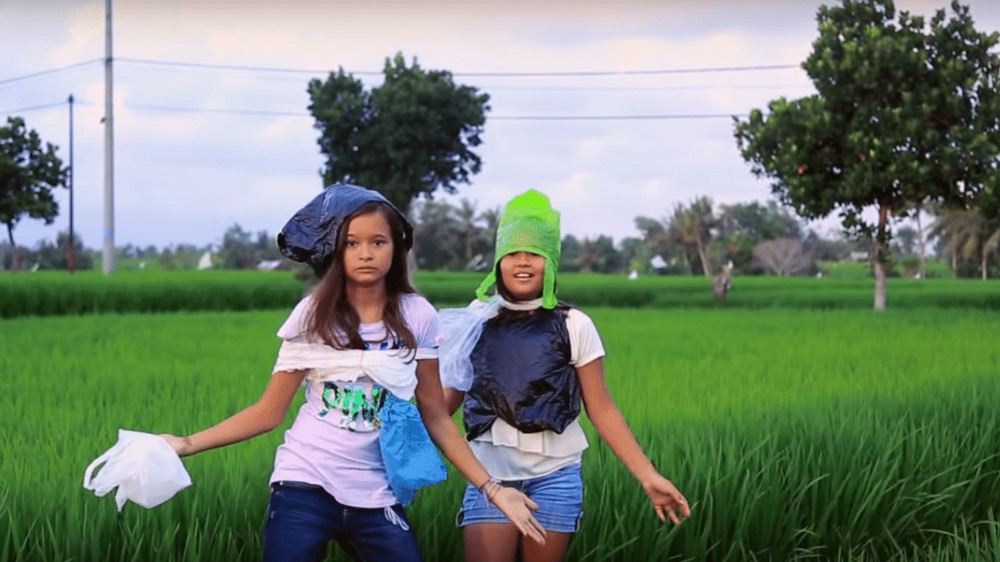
[400,292,436,313]
[565,306,596,325]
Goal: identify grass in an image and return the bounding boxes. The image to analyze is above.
[3,270,999,318]
[2,305,999,560]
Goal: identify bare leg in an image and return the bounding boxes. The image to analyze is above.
[521,531,573,562]
[464,523,519,562]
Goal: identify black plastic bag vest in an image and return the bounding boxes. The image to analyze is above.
[463,306,581,441]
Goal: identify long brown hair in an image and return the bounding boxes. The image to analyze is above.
[305,201,418,357]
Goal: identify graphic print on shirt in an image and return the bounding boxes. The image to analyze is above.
[317,383,386,431]
[314,337,397,432]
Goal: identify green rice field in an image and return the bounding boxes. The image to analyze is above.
[3,270,1000,317]
[2,274,1000,561]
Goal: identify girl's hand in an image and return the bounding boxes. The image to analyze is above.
[159,434,194,457]
[641,474,690,525]
[489,485,548,545]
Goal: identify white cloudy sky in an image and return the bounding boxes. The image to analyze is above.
[3,0,999,251]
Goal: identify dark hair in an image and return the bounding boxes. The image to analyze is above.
[305,201,418,357]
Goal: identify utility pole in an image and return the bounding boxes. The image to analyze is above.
[68,94,76,273]
[102,0,115,274]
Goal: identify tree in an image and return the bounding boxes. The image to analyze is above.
[618,236,646,273]
[753,238,814,276]
[892,225,918,255]
[412,199,462,270]
[577,235,621,273]
[455,199,479,268]
[560,235,583,272]
[33,231,94,270]
[717,200,802,272]
[634,215,687,274]
[474,205,501,269]
[735,0,1000,310]
[930,195,1000,279]
[667,197,717,277]
[308,53,491,214]
[158,244,205,271]
[218,223,258,269]
[0,116,68,269]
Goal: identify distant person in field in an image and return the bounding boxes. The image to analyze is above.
[713,261,733,300]
[439,190,690,562]
[160,184,543,562]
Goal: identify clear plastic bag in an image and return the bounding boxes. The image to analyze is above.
[438,298,503,391]
[83,429,192,511]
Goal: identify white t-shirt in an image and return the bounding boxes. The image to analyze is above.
[268,292,442,508]
[468,302,606,480]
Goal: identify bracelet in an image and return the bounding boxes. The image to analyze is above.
[478,477,503,506]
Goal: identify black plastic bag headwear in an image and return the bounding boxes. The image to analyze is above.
[277,183,413,276]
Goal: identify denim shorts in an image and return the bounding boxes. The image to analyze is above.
[455,463,584,533]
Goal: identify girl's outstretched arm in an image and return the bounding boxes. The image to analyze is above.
[161,370,306,457]
[577,358,691,525]
[414,359,547,545]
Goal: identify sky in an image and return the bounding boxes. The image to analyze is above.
[2,0,1000,252]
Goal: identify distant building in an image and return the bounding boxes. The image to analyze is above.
[849,251,869,262]
[257,260,283,271]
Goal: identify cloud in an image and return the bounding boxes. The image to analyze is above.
[50,2,103,66]
[10,0,1000,250]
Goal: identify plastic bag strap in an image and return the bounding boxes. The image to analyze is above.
[82,448,115,493]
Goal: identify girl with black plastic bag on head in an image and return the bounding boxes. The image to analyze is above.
[439,190,690,562]
[160,184,545,562]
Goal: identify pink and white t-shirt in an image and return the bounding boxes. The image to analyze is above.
[268,292,442,508]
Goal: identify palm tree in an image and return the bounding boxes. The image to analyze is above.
[667,197,717,277]
[931,208,1000,279]
[456,199,478,269]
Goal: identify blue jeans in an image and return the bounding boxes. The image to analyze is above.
[263,481,424,562]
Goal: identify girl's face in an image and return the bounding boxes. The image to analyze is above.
[498,251,546,301]
[342,210,394,288]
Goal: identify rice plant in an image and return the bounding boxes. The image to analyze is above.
[2,306,999,561]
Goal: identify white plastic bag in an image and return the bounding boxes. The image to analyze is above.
[83,429,192,511]
[438,297,503,391]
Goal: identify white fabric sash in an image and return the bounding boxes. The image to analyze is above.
[472,416,589,455]
[273,341,418,400]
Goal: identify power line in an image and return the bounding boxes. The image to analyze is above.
[115,56,799,78]
[0,59,103,87]
[489,83,813,92]
[128,103,743,120]
[490,113,743,121]
[459,64,799,77]
[129,103,308,117]
[116,57,380,76]
[1,100,74,115]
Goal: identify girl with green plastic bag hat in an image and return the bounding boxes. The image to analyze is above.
[439,189,691,562]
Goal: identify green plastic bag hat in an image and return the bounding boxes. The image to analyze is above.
[475,189,561,309]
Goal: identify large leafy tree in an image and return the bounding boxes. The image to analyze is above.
[0,117,68,258]
[308,53,490,214]
[735,0,1000,310]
